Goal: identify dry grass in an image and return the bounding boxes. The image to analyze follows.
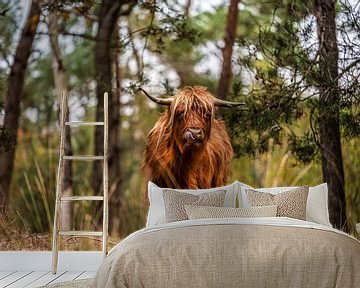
[0,211,121,251]
[0,211,49,250]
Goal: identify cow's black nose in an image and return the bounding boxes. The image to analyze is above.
[186,128,204,141]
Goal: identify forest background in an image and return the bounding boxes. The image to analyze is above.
[0,0,359,250]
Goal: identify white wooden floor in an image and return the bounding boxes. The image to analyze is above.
[0,270,95,287]
[0,251,102,288]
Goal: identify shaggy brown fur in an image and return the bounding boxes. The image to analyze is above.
[143,86,233,195]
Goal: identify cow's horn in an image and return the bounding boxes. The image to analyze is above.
[139,88,173,106]
[214,98,246,108]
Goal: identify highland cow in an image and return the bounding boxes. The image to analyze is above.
[142,86,244,194]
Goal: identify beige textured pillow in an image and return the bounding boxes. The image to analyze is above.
[245,186,309,220]
[162,189,226,223]
[184,205,278,219]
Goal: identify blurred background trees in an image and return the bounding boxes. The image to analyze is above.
[0,0,40,211]
[0,0,359,245]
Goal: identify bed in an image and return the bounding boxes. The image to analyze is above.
[92,182,360,288]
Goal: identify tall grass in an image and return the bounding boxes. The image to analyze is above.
[12,133,57,234]
[230,139,322,188]
[343,138,360,235]
[8,127,108,249]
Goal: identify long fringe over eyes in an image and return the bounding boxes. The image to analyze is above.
[152,86,216,148]
[168,86,215,128]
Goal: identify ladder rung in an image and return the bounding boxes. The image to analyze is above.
[62,155,104,161]
[65,121,104,126]
[58,231,103,237]
[60,196,104,201]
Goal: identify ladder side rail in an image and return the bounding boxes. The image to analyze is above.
[102,92,109,259]
[52,91,68,274]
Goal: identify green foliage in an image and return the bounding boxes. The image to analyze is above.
[0,0,19,105]
[190,5,231,43]
[343,138,360,234]
[130,1,243,90]
[65,39,95,90]
[0,0,18,53]
[288,132,318,164]
[225,0,360,163]
[340,107,360,139]
[138,4,202,53]
[223,78,303,157]
[23,58,54,130]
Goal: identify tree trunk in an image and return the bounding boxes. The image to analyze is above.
[184,0,192,18]
[108,31,124,236]
[48,1,73,231]
[217,0,239,100]
[0,1,40,211]
[93,0,123,236]
[313,0,347,231]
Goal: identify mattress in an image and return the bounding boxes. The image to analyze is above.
[92,217,360,288]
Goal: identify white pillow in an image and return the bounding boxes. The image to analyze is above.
[238,182,332,227]
[146,181,240,227]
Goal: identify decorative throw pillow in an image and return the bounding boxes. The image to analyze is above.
[146,181,240,227]
[238,182,332,227]
[245,186,309,220]
[184,205,278,220]
[162,189,226,223]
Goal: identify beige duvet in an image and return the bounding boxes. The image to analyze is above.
[92,218,360,288]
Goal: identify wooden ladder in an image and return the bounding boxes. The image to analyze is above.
[52,91,109,274]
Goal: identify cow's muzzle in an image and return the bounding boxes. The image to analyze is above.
[184,128,205,143]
